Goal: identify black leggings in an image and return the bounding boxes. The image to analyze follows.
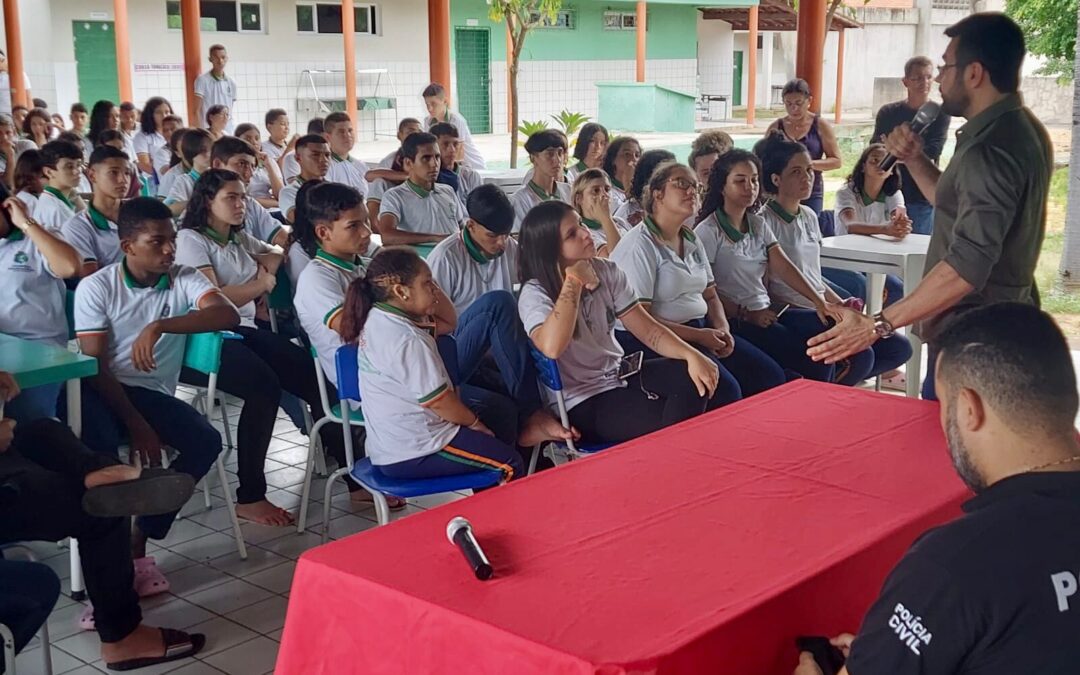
[567,357,707,444]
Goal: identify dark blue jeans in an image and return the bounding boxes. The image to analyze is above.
[802,192,824,218]
[922,344,939,401]
[69,382,222,540]
[0,560,59,669]
[4,382,62,425]
[380,426,524,483]
[820,279,914,378]
[821,268,904,308]
[906,201,934,236]
[453,290,539,411]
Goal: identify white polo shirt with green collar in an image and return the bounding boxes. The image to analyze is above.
[326,152,370,198]
[0,227,68,345]
[761,201,828,309]
[379,180,464,236]
[244,196,285,244]
[61,205,121,268]
[175,227,274,328]
[509,180,572,234]
[427,229,518,315]
[694,209,777,312]
[833,183,905,236]
[294,248,367,387]
[35,186,78,234]
[74,261,222,395]
[278,175,313,223]
[164,169,201,206]
[581,214,633,253]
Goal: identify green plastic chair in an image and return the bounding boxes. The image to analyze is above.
[266,267,293,334]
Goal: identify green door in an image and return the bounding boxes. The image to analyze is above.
[454,28,491,134]
[72,21,120,106]
[732,51,743,107]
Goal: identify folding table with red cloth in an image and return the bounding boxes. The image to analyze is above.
[276,381,969,675]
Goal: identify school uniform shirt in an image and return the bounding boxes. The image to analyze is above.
[509,180,572,234]
[157,165,181,199]
[278,177,306,222]
[379,181,465,236]
[581,214,633,253]
[357,303,459,465]
[846,471,1080,674]
[424,110,486,170]
[262,140,286,166]
[294,248,368,387]
[74,261,222,395]
[15,190,38,215]
[610,218,714,326]
[247,166,274,201]
[761,201,828,309]
[566,160,590,186]
[244,196,285,244]
[613,198,646,228]
[61,205,121,269]
[0,228,68,346]
[444,164,483,208]
[695,210,777,312]
[834,183,905,236]
[131,131,166,174]
[326,153,369,197]
[194,71,238,134]
[151,144,173,177]
[518,258,642,412]
[608,180,629,217]
[164,170,200,206]
[427,230,519,315]
[281,152,300,182]
[175,227,273,328]
[34,187,79,234]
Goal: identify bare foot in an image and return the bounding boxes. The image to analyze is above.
[84,464,141,490]
[100,624,174,663]
[517,410,579,448]
[235,499,295,526]
[349,491,406,509]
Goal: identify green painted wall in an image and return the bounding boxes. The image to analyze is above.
[449,1,701,62]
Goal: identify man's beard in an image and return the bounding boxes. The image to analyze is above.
[945,399,987,493]
[940,81,970,118]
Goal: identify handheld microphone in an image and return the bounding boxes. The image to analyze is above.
[879,100,941,173]
[447,516,493,580]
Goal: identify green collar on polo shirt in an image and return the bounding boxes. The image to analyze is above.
[88,205,114,231]
[527,180,557,201]
[331,152,349,163]
[461,227,494,264]
[291,175,308,186]
[581,217,603,231]
[187,169,202,182]
[374,301,426,326]
[859,188,887,206]
[315,247,360,272]
[5,227,24,241]
[210,71,226,81]
[43,186,73,209]
[406,180,432,198]
[766,200,799,224]
[610,177,626,192]
[201,226,236,246]
[715,209,751,242]
[121,257,170,290]
[574,160,588,173]
[643,215,696,243]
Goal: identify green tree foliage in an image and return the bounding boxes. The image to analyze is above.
[1006,0,1078,79]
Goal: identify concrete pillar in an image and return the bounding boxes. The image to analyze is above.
[747,6,758,125]
[113,0,133,102]
[341,0,359,134]
[427,0,451,90]
[795,0,827,114]
[180,0,201,126]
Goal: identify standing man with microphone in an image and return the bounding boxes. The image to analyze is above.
[807,12,1053,400]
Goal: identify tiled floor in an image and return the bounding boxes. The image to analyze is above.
[11,393,470,675]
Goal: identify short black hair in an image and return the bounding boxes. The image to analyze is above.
[466,184,514,235]
[88,144,129,167]
[944,12,1025,94]
[402,132,438,161]
[95,129,126,149]
[323,111,351,131]
[422,83,446,99]
[212,136,256,165]
[782,78,812,98]
[70,102,88,115]
[524,129,567,156]
[118,197,173,240]
[265,108,287,127]
[295,133,329,152]
[397,117,421,134]
[629,149,676,202]
[205,104,228,126]
[306,117,324,134]
[40,140,84,168]
[32,98,47,109]
[233,122,258,139]
[429,122,458,139]
[119,101,136,113]
[936,302,1078,434]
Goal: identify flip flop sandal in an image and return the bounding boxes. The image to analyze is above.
[133,556,170,597]
[105,628,206,671]
[351,492,407,510]
[82,468,195,518]
[78,604,95,631]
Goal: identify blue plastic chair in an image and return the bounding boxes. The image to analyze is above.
[527,345,614,474]
[324,341,500,540]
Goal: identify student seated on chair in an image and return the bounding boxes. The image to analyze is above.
[61,145,130,278]
[518,200,720,444]
[211,136,291,250]
[155,127,187,200]
[262,108,296,174]
[612,149,676,229]
[205,104,229,143]
[695,149,863,385]
[163,128,213,217]
[278,133,330,224]
[153,114,183,179]
[365,117,422,229]
[688,129,734,186]
[323,111,369,197]
[0,116,36,192]
[422,82,486,170]
[377,131,464,245]
[235,123,284,209]
[12,147,45,212]
[602,136,641,217]
[430,122,482,208]
[33,139,86,233]
[280,117,323,183]
[0,193,80,423]
[509,130,572,233]
[571,168,632,258]
[566,122,609,186]
[71,196,238,589]
[132,97,173,195]
[755,134,912,385]
[611,161,785,403]
[174,169,332,526]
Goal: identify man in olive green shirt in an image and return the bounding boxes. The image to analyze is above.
[806,12,1052,400]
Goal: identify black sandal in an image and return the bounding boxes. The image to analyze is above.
[82,468,196,518]
[105,628,206,671]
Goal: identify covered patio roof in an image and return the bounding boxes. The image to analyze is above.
[701,0,861,31]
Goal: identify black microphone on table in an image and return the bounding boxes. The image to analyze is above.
[878,100,941,174]
[447,516,493,580]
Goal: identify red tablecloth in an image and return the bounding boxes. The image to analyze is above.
[277,381,968,675]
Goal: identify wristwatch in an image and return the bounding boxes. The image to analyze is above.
[873,311,896,339]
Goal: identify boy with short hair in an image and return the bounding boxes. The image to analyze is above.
[430,122,482,207]
[262,108,296,171]
[69,102,89,137]
[279,134,330,223]
[35,139,86,233]
[118,102,138,141]
[61,145,131,277]
[73,197,240,584]
[365,117,422,227]
[377,132,465,245]
[154,114,184,178]
[322,111,369,196]
[422,83,485,169]
[281,117,323,182]
[210,136,291,250]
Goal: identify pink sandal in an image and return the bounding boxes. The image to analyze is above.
[133,556,170,597]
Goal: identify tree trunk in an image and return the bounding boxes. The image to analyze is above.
[1058,3,1080,288]
[509,52,520,169]
[823,0,843,45]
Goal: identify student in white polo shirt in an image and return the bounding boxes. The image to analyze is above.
[570,168,631,258]
[210,136,290,249]
[262,108,296,172]
[378,132,464,245]
[0,192,81,423]
[688,129,734,187]
[430,122,482,208]
[365,117,422,227]
[422,83,485,170]
[322,112,369,197]
[566,123,609,185]
[612,161,785,403]
[132,97,173,195]
[278,134,330,223]
[279,117,323,183]
[12,148,44,212]
[602,136,641,217]
[34,140,85,233]
[155,128,186,201]
[73,197,239,588]
[61,145,130,278]
[518,200,721,444]
[509,130,572,234]
[613,149,675,228]
[0,116,34,191]
[154,115,183,178]
[164,129,213,217]
[193,45,238,135]
[235,123,284,209]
